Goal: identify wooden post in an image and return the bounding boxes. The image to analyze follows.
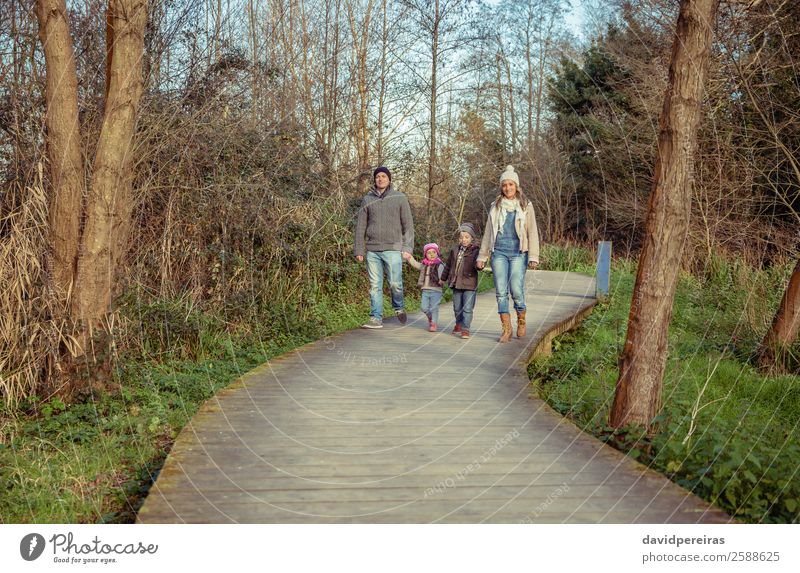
[596,241,612,300]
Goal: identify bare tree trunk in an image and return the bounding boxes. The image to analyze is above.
[319,0,340,174]
[376,0,388,163]
[757,259,800,372]
[495,51,506,159]
[105,0,137,292]
[358,3,372,189]
[610,0,719,430]
[502,51,517,155]
[534,32,547,150]
[525,27,533,149]
[35,0,83,297]
[73,0,148,329]
[346,0,373,196]
[247,0,259,127]
[329,0,341,171]
[213,0,222,62]
[105,1,114,100]
[534,10,557,152]
[426,0,440,233]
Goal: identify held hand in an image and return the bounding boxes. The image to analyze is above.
[402,251,412,261]
[476,260,485,270]
[528,261,538,270]
[356,255,364,262]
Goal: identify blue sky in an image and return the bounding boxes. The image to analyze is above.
[482,0,591,42]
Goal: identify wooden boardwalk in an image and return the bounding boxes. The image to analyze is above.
[137,271,730,523]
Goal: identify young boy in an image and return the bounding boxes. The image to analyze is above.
[440,223,481,339]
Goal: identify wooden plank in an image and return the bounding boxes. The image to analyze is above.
[138,496,728,525]
[147,472,664,491]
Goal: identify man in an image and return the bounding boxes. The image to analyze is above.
[354,166,414,329]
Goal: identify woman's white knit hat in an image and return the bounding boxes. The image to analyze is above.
[500,165,519,186]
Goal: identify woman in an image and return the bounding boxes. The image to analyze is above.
[476,165,540,343]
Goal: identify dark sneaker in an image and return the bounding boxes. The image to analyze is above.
[395,309,408,324]
[452,324,462,335]
[361,317,383,329]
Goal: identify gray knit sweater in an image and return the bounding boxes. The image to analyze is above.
[353,186,415,256]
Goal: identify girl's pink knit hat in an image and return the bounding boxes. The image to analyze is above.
[423,243,440,256]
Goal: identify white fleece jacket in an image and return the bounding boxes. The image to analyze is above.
[477,200,540,264]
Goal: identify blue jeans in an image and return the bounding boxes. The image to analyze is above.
[491,250,527,314]
[452,289,477,330]
[366,250,404,319]
[421,289,443,324]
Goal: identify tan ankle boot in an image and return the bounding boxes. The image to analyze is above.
[516,310,527,338]
[499,313,512,343]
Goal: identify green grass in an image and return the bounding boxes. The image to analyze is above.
[539,242,601,275]
[530,247,800,523]
[0,256,496,524]
[0,329,320,523]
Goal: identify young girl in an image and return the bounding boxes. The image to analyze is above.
[406,243,445,332]
[441,223,481,339]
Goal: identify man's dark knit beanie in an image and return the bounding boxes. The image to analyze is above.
[373,166,392,182]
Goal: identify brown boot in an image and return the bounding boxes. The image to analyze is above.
[516,310,527,338]
[499,313,512,343]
